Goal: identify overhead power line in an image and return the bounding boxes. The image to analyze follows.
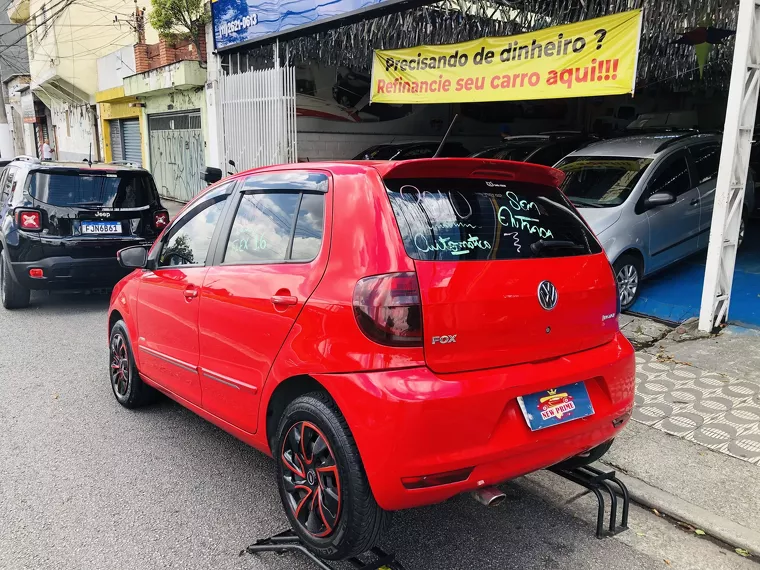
[0,0,77,55]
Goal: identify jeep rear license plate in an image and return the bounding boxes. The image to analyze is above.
[517,382,594,431]
[82,221,121,234]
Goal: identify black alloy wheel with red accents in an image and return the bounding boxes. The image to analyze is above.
[281,421,342,538]
[108,320,155,409]
[111,332,131,398]
[274,392,390,560]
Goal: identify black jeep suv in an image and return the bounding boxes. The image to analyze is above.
[0,157,168,309]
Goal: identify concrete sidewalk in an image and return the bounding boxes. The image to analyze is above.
[612,317,760,556]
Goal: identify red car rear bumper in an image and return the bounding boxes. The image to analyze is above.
[315,331,635,511]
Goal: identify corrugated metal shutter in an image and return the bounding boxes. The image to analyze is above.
[109,120,123,161]
[121,119,142,165]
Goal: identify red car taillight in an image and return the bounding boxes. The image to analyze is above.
[16,209,42,231]
[153,209,169,230]
[353,272,423,347]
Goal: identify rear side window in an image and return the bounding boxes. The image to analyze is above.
[223,191,325,264]
[690,144,720,183]
[386,178,601,261]
[28,171,158,208]
[0,167,15,202]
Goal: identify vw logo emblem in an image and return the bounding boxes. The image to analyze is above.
[538,281,558,311]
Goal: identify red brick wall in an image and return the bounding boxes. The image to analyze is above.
[158,38,177,67]
[131,31,207,74]
[134,43,149,73]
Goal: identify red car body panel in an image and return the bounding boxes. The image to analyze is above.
[312,332,634,510]
[109,158,636,512]
[196,175,334,433]
[136,266,208,406]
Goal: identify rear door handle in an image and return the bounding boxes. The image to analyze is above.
[690,198,700,206]
[184,288,199,300]
[271,295,298,306]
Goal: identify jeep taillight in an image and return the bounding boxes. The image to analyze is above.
[353,272,423,347]
[16,209,42,231]
[153,209,169,230]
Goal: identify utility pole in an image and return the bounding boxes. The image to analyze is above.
[0,68,15,159]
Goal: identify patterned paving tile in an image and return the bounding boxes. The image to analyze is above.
[635,354,760,466]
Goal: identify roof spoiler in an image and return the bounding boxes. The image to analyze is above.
[374,158,565,187]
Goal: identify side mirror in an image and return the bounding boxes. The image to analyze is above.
[118,245,148,269]
[644,191,676,208]
[202,166,223,185]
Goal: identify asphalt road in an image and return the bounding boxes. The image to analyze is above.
[0,292,752,570]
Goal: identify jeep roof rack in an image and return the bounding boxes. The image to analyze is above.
[654,132,701,153]
[14,155,41,164]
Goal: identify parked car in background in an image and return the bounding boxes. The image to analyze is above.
[556,133,756,311]
[353,140,471,160]
[471,132,597,166]
[625,111,699,132]
[0,156,168,309]
[108,158,634,560]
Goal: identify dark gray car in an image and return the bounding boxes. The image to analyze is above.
[556,133,755,310]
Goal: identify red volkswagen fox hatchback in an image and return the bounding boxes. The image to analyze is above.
[108,159,635,559]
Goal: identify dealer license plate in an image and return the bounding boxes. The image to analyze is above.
[82,221,121,234]
[517,382,595,431]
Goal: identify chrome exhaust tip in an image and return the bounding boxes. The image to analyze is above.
[472,486,506,507]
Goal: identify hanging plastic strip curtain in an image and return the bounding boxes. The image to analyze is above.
[227,0,739,89]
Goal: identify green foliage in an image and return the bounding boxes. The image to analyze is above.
[148,0,209,40]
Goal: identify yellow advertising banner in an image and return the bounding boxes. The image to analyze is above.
[370,9,642,104]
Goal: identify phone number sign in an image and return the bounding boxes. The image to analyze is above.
[211,0,402,51]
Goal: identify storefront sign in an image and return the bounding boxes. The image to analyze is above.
[211,0,403,50]
[21,91,37,124]
[371,10,642,104]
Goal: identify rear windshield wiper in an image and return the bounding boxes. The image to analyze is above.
[530,240,587,255]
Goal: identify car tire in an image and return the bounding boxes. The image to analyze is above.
[613,254,643,312]
[0,249,30,310]
[553,439,615,470]
[109,320,156,409]
[275,391,390,560]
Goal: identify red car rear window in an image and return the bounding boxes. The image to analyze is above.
[386,178,601,261]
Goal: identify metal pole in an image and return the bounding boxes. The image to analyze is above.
[698,0,760,331]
